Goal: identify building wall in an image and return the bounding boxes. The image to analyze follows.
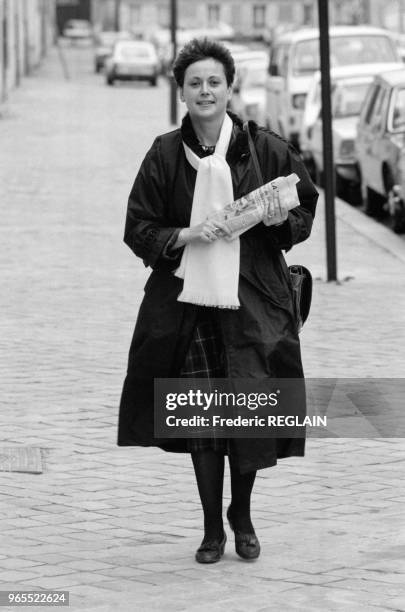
[94,0,357,39]
[92,0,314,36]
[115,0,317,35]
[93,0,398,36]
[0,0,55,104]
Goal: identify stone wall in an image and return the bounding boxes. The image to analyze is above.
[0,0,56,104]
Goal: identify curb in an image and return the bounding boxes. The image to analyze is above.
[334,193,405,264]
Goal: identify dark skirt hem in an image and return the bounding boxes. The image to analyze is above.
[116,438,305,472]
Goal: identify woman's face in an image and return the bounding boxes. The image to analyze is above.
[180,58,232,123]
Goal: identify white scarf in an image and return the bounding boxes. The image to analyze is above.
[175,113,240,309]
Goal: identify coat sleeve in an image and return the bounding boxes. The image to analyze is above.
[257,132,319,251]
[124,136,182,269]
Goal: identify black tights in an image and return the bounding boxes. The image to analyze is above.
[191,449,256,541]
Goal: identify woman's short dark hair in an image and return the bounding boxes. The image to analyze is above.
[173,38,235,87]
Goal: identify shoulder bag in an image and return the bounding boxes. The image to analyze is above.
[243,121,312,332]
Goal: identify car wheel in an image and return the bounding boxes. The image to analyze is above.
[150,76,157,87]
[364,186,385,217]
[383,166,398,223]
[106,76,114,86]
[335,174,361,205]
[349,184,362,206]
[392,206,405,233]
[335,173,348,200]
[387,187,405,233]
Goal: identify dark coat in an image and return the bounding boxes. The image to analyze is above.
[118,113,318,473]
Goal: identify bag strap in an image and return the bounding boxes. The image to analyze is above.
[243,121,264,186]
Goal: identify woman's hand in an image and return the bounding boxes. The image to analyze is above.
[175,218,231,248]
[262,184,289,227]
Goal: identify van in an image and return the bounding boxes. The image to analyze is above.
[265,26,401,150]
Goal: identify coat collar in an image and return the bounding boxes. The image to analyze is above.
[180,111,257,163]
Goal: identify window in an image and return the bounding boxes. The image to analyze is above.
[208,4,220,25]
[253,5,266,28]
[269,44,289,77]
[292,35,398,77]
[389,88,405,132]
[331,36,397,66]
[362,85,380,125]
[362,84,387,131]
[369,87,389,132]
[292,40,319,75]
[303,3,313,25]
[332,82,370,118]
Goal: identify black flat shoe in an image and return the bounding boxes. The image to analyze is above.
[227,506,260,560]
[195,532,227,564]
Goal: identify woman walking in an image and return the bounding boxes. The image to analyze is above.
[118,38,318,563]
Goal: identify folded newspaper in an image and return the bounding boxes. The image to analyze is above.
[211,173,300,240]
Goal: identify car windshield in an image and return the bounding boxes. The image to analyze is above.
[237,62,267,89]
[117,45,153,60]
[240,65,267,88]
[293,35,397,76]
[389,87,405,132]
[332,82,370,118]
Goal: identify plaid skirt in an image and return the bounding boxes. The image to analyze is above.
[180,307,231,454]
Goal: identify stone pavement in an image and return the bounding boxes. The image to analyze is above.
[0,45,404,612]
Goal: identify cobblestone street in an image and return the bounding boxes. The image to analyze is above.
[0,45,404,612]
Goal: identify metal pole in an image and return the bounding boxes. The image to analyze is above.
[15,0,20,87]
[114,0,121,32]
[2,0,8,103]
[40,0,46,60]
[23,0,29,75]
[318,0,337,282]
[170,0,177,125]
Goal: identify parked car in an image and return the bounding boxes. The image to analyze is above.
[62,19,92,42]
[105,41,159,87]
[229,50,268,124]
[301,63,403,202]
[265,26,401,150]
[94,30,132,73]
[356,67,405,232]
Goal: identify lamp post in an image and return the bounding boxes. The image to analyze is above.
[169,0,178,125]
[2,0,8,102]
[318,0,337,282]
[114,0,121,32]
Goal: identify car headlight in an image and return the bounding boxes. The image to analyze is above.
[292,94,307,110]
[339,139,355,158]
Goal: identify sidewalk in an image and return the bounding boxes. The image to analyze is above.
[0,46,404,612]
